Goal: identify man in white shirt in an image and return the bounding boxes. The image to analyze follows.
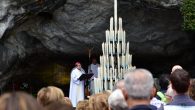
[69,62,85,107]
[88,58,99,95]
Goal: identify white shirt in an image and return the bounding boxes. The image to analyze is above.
[88,63,99,78]
[150,97,166,108]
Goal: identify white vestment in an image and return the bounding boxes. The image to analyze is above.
[88,63,99,94]
[69,68,85,107]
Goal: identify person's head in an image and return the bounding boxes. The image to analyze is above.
[89,93,109,110]
[114,80,125,91]
[151,81,158,99]
[0,91,43,110]
[165,85,175,103]
[124,69,154,100]
[171,65,183,73]
[108,89,128,110]
[37,86,65,106]
[92,58,97,64]
[45,102,73,110]
[189,79,195,100]
[63,97,73,107]
[76,100,89,110]
[75,62,81,70]
[159,74,170,91]
[170,69,190,94]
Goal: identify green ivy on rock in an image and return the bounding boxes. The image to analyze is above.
[181,0,195,31]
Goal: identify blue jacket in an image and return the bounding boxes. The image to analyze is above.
[168,94,195,106]
[129,104,157,110]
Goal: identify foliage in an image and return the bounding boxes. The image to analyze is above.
[180,0,195,31]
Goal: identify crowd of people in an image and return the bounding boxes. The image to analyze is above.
[1,64,195,110]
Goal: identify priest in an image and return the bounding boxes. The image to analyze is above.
[69,62,85,107]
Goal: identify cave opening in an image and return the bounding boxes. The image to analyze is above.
[1,53,91,96]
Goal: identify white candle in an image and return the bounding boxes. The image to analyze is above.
[113,43,115,54]
[122,55,125,68]
[110,30,114,42]
[130,54,132,66]
[109,42,111,54]
[119,43,121,54]
[106,30,109,43]
[121,42,124,54]
[126,42,129,54]
[107,43,109,56]
[117,43,119,55]
[119,17,122,30]
[102,43,104,55]
[110,75,113,90]
[110,44,113,55]
[123,42,126,54]
[112,56,114,69]
[114,0,117,33]
[124,31,126,43]
[104,43,107,55]
[106,55,109,67]
[105,77,108,90]
[104,55,106,67]
[98,67,100,78]
[110,17,113,31]
[125,54,128,66]
[104,67,106,80]
[118,56,120,77]
[114,69,117,80]
[101,67,104,78]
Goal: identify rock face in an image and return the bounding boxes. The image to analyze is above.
[0,0,195,88]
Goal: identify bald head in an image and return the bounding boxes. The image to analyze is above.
[171,65,183,73]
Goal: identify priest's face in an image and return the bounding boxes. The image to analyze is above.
[76,64,81,70]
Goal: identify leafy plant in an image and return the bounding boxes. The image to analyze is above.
[180,0,195,31]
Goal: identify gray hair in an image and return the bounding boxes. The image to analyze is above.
[124,68,154,99]
[108,89,128,110]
